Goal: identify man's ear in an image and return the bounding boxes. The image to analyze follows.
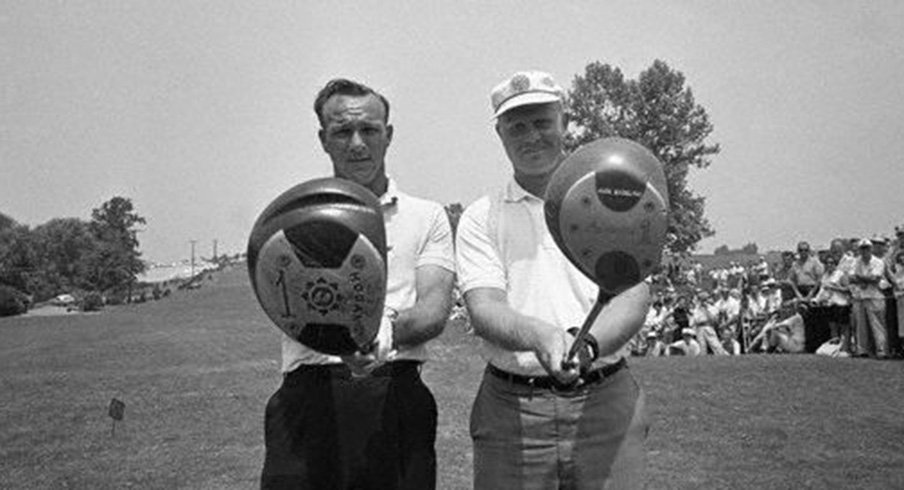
[386,124,394,144]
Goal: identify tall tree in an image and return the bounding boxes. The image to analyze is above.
[0,223,38,295]
[566,60,720,253]
[30,218,98,298]
[0,212,16,232]
[87,197,147,293]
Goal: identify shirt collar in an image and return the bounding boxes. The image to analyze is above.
[504,177,542,203]
[379,177,400,210]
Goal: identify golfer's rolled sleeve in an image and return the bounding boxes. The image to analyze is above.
[416,205,456,271]
[455,196,506,292]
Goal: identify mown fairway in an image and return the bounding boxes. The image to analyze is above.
[2,266,903,489]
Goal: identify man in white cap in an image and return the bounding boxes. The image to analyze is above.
[455,71,650,489]
[850,238,888,358]
[667,328,702,356]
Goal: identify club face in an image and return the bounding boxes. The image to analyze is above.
[551,171,668,294]
[544,137,670,295]
[253,230,386,355]
[247,177,388,355]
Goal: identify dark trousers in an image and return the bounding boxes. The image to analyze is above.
[804,305,837,353]
[885,292,900,354]
[260,361,437,490]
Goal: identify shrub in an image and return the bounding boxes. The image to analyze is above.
[0,285,28,317]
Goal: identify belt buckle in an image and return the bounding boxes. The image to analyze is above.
[550,376,585,394]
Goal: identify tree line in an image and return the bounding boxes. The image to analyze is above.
[713,243,759,256]
[0,196,146,314]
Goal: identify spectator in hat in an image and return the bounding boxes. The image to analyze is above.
[714,286,741,328]
[754,256,770,282]
[871,235,890,262]
[760,278,783,315]
[668,328,702,356]
[850,239,888,358]
[745,283,770,321]
[643,330,667,357]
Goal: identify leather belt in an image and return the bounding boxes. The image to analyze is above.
[487,358,626,391]
[286,360,422,383]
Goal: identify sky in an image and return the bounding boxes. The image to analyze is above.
[3,1,903,263]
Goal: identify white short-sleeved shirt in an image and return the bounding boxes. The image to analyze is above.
[281,179,456,373]
[455,177,624,376]
[690,304,718,328]
[814,269,849,306]
[850,255,886,301]
[714,297,740,320]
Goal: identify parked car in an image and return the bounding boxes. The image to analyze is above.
[51,294,77,307]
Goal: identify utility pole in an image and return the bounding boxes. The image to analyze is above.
[190,240,197,278]
[212,239,218,262]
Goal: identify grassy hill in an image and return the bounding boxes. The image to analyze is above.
[2,266,903,489]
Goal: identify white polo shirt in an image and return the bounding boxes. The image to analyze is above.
[850,255,886,301]
[455,177,624,376]
[714,296,740,321]
[281,179,456,373]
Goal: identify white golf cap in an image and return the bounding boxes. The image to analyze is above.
[490,71,565,118]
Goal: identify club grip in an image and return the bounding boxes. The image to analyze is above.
[562,295,610,368]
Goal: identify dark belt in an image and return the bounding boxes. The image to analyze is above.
[286,360,422,383]
[487,358,626,391]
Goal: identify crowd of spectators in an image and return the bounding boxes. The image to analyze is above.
[631,225,904,360]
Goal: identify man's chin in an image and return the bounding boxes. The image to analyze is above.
[339,171,377,189]
[516,159,558,177]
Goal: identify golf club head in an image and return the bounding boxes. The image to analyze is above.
[247,178,387,355]
[545,137,670,297]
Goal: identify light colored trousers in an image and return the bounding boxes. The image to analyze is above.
[898,295,904,338]
[471,366,648,490]
[852,298,887,356]
[696,326,729,355]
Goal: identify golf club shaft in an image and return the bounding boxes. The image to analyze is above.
[563,293,611,368]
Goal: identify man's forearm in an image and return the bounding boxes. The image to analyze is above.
[588,282,651,357]
[391,266,455,349]
[393,302,449,348]
[466,290,553,353]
